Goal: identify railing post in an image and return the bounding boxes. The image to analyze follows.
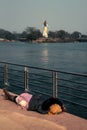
[52,71,58,98]
[52,71,55,97]
[4,64,9,86]
[24,67,29,92]
[55,72,58,98]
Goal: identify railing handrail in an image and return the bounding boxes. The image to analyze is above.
[0,61,87,77]
[0,61,87,119]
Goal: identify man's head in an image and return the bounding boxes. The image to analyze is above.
[48,104,62,115]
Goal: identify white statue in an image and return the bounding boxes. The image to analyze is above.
[43,20,48,38]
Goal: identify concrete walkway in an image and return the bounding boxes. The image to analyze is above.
[0,89,87,130]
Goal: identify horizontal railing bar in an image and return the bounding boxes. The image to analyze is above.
[9,68,24,72]
[59,78,87,86]
[59,90,87,100]
[0,61,87,77]
[59,85,87,93]
[0,72,4,74]
[8,73,24,78]
[10,81,24,86]
[30,73,52,78]
[8,78,24,83]
[8,70,24,74]
[59,98,87,108]
[10,83,24,89]
[29,90,51,97]
[29,83,52,91]
[29,78,52,85]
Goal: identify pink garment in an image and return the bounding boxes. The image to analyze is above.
[16,93,32,110]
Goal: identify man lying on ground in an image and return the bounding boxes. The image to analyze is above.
[3,88,66,115]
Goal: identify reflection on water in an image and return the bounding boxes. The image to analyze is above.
[42,47,48,63]
[0,42,87,74]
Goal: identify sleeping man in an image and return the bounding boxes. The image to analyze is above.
[3,88,66,115]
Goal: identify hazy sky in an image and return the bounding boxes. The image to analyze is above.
[0,0,87,34]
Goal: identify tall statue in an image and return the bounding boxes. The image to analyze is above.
[43,20,48,38]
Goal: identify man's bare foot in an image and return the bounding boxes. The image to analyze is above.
[3,88,9,99]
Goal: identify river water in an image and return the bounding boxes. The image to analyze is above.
[0,41,87,119]
[0,42,87,74]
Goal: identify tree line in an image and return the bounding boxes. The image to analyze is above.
[0,27,87,41]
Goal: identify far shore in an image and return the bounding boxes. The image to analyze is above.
[0,37,87,43]
[32,37,76,43]
[31,37,87,43]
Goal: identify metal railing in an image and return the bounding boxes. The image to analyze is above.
[0,61,87,119]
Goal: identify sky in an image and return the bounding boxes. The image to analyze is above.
[0,0,87,34]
